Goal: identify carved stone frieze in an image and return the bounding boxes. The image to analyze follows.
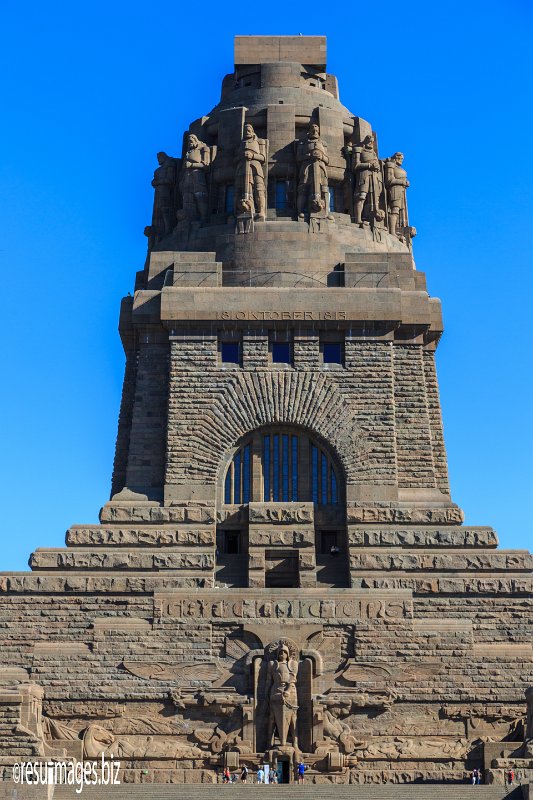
[66,527,215,547]
[248,503,314,525]
[154,590,413,621]
[99,505,216,525]
[361,736,469,761]
[346,506,465,524]
[248,529,313,547]
[348,527,498,548]
[29,551,214,571]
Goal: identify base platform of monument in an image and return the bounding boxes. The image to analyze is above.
[46,783,526,799]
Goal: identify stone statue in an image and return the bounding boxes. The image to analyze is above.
[266,642,299,747]
[296,123,331,219]
[178,133,210,223]
[347,134,385,226]
[150,151,177,239]
[384,152,410,236]
[234,123,267,221]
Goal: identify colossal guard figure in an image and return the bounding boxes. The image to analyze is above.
[296,122,331,219]
[234,123,267,221]
[149,151,177,240]
[347,134,385,225]
[178,132,210,223]
[384,151,411,237]
[266,643,299,748]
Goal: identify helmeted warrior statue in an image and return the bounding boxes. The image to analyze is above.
[266,642,299,747]
[348,134,385,225]
[179,133,210,223]
[150,152,177,240]
[296,123,331,219]
[234,123,267,221]
[384,151,410,236]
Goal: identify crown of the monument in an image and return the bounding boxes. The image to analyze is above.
[143,35,415,291]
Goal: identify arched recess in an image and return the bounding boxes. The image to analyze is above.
[220,424,344,506]
[166,371,371,489]
[216,424,348,589]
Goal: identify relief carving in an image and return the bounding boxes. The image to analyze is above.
[82,723,202,759]
[339,660,441,685]
[249,505,313,525]
[121,660,224,684]
[362,736,469,761]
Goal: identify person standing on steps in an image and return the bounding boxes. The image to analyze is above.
[241,764,248,783]
[297,761,306,784]
[257,766,264,784]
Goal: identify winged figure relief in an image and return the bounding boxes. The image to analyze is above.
[121,660,225,684]
[338,660,442,685]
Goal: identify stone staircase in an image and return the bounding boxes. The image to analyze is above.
[51,783,525,799]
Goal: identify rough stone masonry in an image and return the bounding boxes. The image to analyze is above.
[1,35,532,787]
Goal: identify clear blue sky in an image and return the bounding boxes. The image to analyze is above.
[1,0,532,570]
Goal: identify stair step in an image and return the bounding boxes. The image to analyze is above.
[51,783,525,799]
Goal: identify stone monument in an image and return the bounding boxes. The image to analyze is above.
[0,35,532,787]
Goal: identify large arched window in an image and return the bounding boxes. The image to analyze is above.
[223,428,341,505]
[224,441,251,505]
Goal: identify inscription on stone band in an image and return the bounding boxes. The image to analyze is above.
[216,310,347,321]
[154,591,413,620]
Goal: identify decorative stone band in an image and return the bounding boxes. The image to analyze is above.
[347,505,464,524]
[348,527,498,548]
[153,589,413,622]
[99,505,216,524]
[349,551,533,572]
[158,287,439,333]
[249,503,313,525]
[28,550,215,571]
[66,527,216,547]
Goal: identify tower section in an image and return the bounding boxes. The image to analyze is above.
[112,35,454,592]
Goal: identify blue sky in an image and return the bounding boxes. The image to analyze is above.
[1,0,532,570]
